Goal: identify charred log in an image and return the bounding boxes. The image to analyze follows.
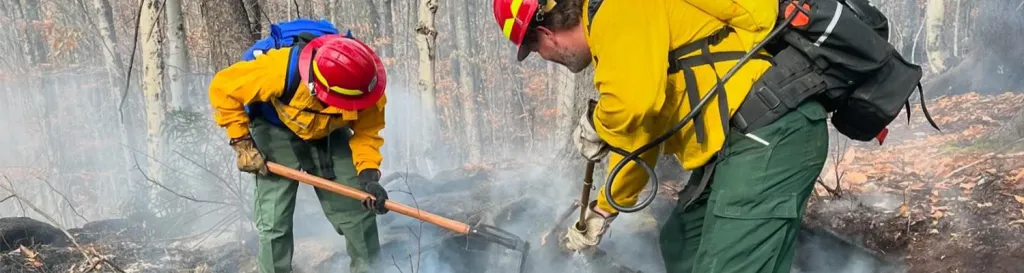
[0,217,68,252]
[923,0,1024,96]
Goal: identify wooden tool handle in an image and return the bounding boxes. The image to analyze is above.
[266,162,471,234]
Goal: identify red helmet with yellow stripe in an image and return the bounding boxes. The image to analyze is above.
[492,0,555,61]
[297,35,386,111]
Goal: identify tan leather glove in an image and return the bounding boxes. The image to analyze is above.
[572,100,609,161]
[564,200,617,252]
[230,134,268,175]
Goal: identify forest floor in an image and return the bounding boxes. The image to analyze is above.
[801,91,1024,273]
[0,92,1022,273]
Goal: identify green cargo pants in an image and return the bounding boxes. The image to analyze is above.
[250,118,380,273]
[659,100,829,273]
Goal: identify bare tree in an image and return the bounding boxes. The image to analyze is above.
[924,0,949,75]
[17,0,47,64]
[548,68,597,175]
[415,0,439,151]
[140,0,167,213]
[90,0,134,195]
[92,0,124,81]
[164,0,190,110]
[379,0,396,59]
[241,0,264,37]
[202,0,258,70]
[452,1,481,162]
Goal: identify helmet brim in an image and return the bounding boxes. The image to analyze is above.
[299,35,387,111]
[516,44,531,62]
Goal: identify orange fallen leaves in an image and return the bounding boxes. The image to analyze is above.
[19,245,42,268]
[1013,168,1024,183]
[846,172,869,184]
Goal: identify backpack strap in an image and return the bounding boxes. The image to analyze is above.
[280,32,319,106]
[906,83,941,131]
[586,0,604,32]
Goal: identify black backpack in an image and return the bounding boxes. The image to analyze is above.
[732,0,940,142]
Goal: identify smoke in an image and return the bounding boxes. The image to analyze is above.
[0,72,917,273]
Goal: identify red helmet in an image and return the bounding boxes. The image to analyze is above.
[493,0,553,61]
[298,35,387,111]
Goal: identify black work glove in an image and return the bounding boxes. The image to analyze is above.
[358,169,388,214]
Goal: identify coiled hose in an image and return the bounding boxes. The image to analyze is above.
[601,2,807,213]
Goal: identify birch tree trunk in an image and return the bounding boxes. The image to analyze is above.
[140,0,167,214]
[164,0,190,110]
[93,0,123,81]
[414,0,439,165]
[924,0,947,74]
[91,0,134,197]
[453,1,481,162]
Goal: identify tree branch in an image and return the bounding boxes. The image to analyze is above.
[0,174,27,216]
[36,176,89,223]
[131,159,232,206]
[173,150,249,210]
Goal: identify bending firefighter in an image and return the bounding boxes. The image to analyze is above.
[494,0,828,272]
[208,33,390,273]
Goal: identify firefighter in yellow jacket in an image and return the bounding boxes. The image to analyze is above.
[492,0,830,272]
[208,34,389,273]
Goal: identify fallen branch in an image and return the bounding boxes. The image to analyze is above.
[943,137,1024,178]
[88,247,128,273]
[0,182,125,273]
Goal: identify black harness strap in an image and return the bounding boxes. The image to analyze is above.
[666,28,773,211]
[907,83,941,131]
[586,0,604,32]
[667,27,772,144]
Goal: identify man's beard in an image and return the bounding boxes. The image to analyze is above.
[556,47,591,73]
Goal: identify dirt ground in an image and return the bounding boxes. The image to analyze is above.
[802,92,1024,273]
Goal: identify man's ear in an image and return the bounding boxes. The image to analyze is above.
[535,26,555,40]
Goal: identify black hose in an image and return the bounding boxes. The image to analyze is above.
[601,1,807,213]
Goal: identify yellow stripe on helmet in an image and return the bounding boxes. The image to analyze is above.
[312,59,364,96]
[502,18,516,38]
[510,0,523,16]
[501,0,524,39]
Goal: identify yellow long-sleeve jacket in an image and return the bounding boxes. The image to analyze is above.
[584,0,778,213]
[208,47,386,173]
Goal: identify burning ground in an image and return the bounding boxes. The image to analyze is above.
[2,92,1023,273]
[801,92,1024,273]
